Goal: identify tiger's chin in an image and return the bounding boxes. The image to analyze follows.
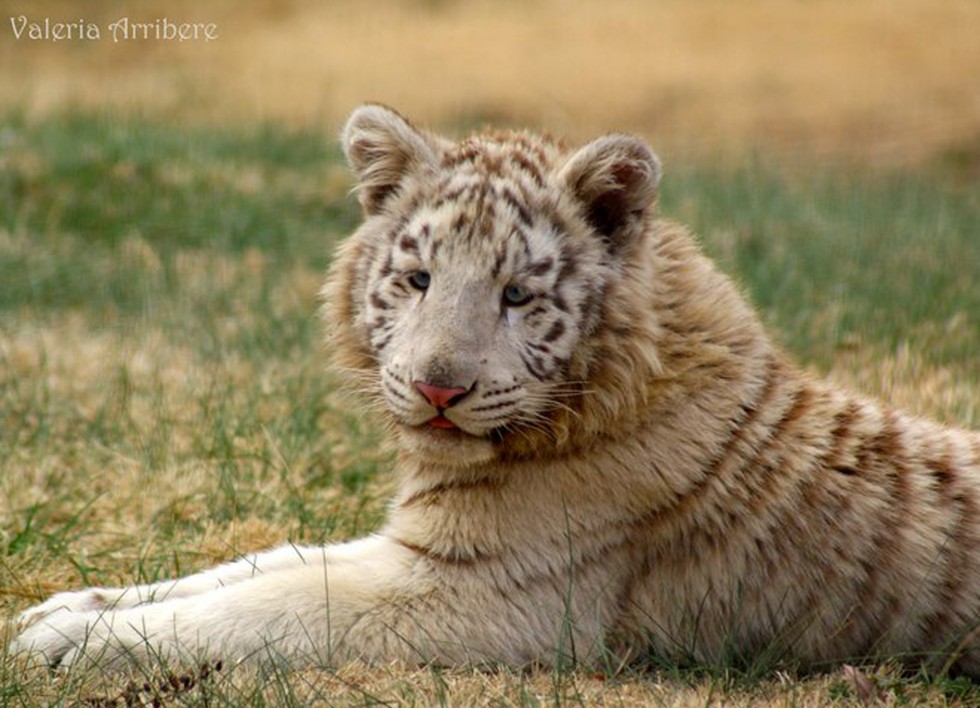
[396,422,498,467]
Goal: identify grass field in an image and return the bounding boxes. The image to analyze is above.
[0,111,977,705]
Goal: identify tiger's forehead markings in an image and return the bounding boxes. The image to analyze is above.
[401,186,561,286]
[422,133,566,246]
[501,185,534,227]
[417,179,516,248]
[440,133,559,187]
[382,134,568,284]
[397,232,420,257]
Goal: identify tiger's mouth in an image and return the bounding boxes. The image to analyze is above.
[407,416,475,438]
[412,412,523,445]
[399,417,499,466]
[408,414,492,442]
[427,414,458,430]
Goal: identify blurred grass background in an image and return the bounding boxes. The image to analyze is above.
[1,1,978,705]
[3,0,980,167]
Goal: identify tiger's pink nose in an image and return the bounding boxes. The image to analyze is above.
[414,381,470,409]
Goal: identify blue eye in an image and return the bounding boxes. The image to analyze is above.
[503,283,533,307]
[408,270,431,291]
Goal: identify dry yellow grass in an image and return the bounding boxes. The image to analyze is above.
[7,649,976,706]
[3,0,980,164]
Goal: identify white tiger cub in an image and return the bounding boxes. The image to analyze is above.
[11,104,980,676]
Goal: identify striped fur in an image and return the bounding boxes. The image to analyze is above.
[11,105,980,676]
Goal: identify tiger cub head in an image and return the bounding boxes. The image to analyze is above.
[325,104,662,466]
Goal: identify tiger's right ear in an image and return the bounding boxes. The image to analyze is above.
[558,134,661,253]
[341,104,442,216]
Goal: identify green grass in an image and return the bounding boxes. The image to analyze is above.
[0,112,978,705]
[663,161,980,371]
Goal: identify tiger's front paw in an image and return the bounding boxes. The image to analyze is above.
[9,608,108,669]
[12,589,151,670]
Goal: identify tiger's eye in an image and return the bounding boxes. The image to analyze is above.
[408,270,431,291]
[502,283,533,307]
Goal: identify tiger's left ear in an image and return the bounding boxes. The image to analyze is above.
[341,104,443,216]
[558,135,661,251]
